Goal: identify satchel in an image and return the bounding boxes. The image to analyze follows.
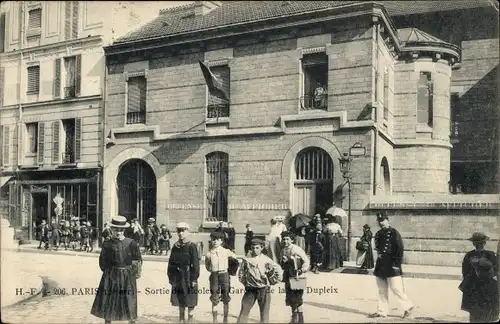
[265,263,281,286]
[289,276,307,290]
[356,240,365,251]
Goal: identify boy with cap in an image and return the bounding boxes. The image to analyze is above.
[237,238,282,324]
[280,231,310,324]
[369,211,413,319]
[168,222,200,323]
[205,231,238,323]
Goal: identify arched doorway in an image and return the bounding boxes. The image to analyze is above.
[116,159,156,226]
[380,157,391,195]
[292,147,334,216]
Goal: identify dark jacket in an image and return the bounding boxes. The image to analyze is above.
[167,239,200,307]
[373,227,404,278]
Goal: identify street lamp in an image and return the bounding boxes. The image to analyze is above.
[338,142,366,262]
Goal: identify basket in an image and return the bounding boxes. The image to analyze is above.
[289,276,307,290]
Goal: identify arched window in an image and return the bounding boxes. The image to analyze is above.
[205,152,228,222]
[417,72,433,127]
[380,157,390,195]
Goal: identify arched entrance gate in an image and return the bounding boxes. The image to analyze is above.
[116,159,156,226]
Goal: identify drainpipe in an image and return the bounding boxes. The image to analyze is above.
[372,19,380,196]
[100,53,108,235]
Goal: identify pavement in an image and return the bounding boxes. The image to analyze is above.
[0,249,470,323]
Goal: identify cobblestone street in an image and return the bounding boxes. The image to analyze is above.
[1,251,469,323]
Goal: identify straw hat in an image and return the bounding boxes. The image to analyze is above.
[110,216,130,229]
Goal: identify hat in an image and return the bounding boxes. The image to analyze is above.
[376,211,389,222]
[245,224,250,228]
[363,224,370,229]
[251,238,265,246]
[210,231,224,240]
[314,214,321,218]
[110,216,130,229]
[176,222,190,230]
[273,216,284,221]
[148,218,155,223]
[280,231,292,239]
[468,232,489,243]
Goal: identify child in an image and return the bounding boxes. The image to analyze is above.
[37,220,49,250]
[159,224,172,255]
[237,238,282,324]
[71,219,81,250]
[309,223,325,273]
[59,220,71,250]
[50,219,60,250]
[205,231,238,324]
[80,221,90,252]
[280,231,310,324]
[145,218,160,255]
[87,221,97,252]
[244,224,254,255]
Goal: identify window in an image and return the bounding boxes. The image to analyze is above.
[383,68,389,121]
[27,65,40,94]
[207,65,230,118]
[126,76,147,124]
[64,56,76,98]
[450,93,460,141]
[205,152,228,222]
[28,8,42,30]
[301,53,328,111]
[417,72,433,127]
[26,123,38,154]
[64,2,79,40]
[60,118,81,164]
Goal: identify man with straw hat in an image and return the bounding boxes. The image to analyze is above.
[91,215,142,324]
[168,222,200,323]
[460,232,499,323]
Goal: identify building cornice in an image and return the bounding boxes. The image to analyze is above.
[2,94,102,110]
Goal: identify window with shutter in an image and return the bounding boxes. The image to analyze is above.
[126,76,147,124]
[301,53,328,111]
[75,55,81,96]
[52,121,60,164]
[64,56,76,98]
[72,1,79,39]
[0,67,4,107]
[28,8,42,30]
[27,65,40,93]
[417,72,433,127]
[17,124,24,166]
[37,122,45,165]
[54,59,61,98]
[207,65,230,118]
[2,125,9,166]
[74,118,81,162]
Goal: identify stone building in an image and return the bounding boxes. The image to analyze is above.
[0,1,168,240]
[102,1,499,265]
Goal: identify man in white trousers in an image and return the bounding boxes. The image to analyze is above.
[368,211,413,319]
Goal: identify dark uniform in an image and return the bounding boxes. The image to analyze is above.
[369,212,413,319]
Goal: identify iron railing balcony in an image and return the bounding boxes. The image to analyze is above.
[126,111,146,124]
[64,86,76,98]
[207,103,230,119]
[300,94,328,111]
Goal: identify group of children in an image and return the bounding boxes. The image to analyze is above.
[167,221,310,324]
[36,218,98,252]
[117,217,173,255]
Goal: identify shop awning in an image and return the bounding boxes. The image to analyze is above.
[0,176,13,188]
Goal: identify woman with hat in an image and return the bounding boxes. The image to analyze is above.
[322,216,343,271]
[266,218,283,263]
[460,232,499,323]
[168,222,200,323]
[356,224,375,270]
[90,216,142,324]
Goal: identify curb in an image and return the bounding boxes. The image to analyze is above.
[1,274,44,309]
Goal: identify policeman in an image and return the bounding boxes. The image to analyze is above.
[368,211,413,319]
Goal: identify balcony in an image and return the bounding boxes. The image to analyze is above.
[207,104,230,119]
[126,111,146,125]
[64,86,76,98]
[300,94,328,111]
[450,121,460,144]
[61,152,75,165]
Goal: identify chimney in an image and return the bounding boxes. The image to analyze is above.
[194,1,221,16]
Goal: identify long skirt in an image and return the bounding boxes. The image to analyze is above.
[294,235,306,252]
[266,237,281,263]
[323,234,342,270]
[90,267,138,321]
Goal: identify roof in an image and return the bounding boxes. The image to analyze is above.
[114,0,495,44]
[397,27,461,59]
[398,27,447,45]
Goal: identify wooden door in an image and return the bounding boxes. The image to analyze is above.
[293,184,316,216]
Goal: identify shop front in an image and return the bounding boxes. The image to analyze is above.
[7,169,101,241]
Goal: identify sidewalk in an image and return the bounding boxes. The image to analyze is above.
[12,243,462,280]
[1,251,44,308]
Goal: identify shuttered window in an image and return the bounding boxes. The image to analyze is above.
[207,65,230,118]
[37,122,45,164]
[75,55,81,96]
[54,59,61,98]
[52,121,60,163]
[126,76,147,124]
[2,126,9,166]
[417,72,433,127]
[28,8,42,29]
[27,65,40,93]
[26,123,38,154]
[74,118,81,162]
[0,67,4,107]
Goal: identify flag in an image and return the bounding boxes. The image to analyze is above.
[198,60,229,102]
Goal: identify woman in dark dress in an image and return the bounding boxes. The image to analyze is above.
[322,217,343,271]
[168,222,200,324]
[91,216,142,324]
[459,232,499,323]
[357,224,375,269]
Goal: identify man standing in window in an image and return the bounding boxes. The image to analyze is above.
[368,212,413,319]
[313,82,326,109]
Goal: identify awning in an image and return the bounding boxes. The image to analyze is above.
[0,176,13,188]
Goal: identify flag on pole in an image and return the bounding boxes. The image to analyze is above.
[198,60,229,102]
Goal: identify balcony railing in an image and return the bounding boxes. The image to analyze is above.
[126,111,146,125]
[300,94,328,111]
[207,104,230,119]
[64,86,76,98]
[62,152,75,164]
